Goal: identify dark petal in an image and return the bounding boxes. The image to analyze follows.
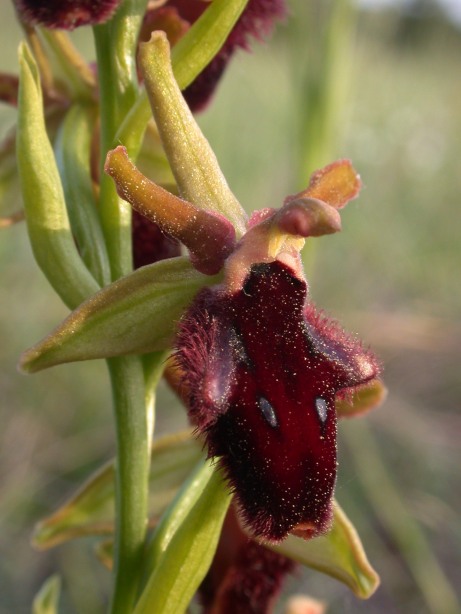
[139,6,190,47]
[225,0,287,50]
[205,540,296,614]
[303,303,380,391]
[183,52,230,113]
[167,0,208,24]
[183,0,287,112]
[132,210,181,269]
[0,73,19,107]
[175,288,238,430]
[176,261,379,541]
[14,0,122,29]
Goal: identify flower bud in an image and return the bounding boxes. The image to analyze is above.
[14,0,122,29]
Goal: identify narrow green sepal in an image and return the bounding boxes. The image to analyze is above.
[171,0,250,90]
[20,257,221,373]
[139,32,247,236]
[269,501,380,599]
[17,42,100,309]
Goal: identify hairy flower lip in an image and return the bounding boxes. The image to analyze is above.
[176,260,380,542]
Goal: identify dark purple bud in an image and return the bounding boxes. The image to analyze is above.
[14,0,122,29]
[184,0,287,111]
[176,261,379,541]
[132,210,181,269]
[200,506,296,614]
[139,5,191,48]
[205,540,296,614]
[140,0,286,112]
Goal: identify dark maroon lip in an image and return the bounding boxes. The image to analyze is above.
[176,260,380,541]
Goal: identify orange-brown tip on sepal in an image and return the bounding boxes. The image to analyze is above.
[104,146,235,275]
[286,159,362,210]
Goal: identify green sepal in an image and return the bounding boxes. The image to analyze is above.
[55,104,111,287]
[270,501,380,599]
[134,461,231,614]
[138,32,247,236]
[171,0,249,90]
[17,42,100,309]
[20,257,221,373]
[33,431,203,550]
[32,575,61,614]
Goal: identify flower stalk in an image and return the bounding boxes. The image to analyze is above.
[92,2,152,612]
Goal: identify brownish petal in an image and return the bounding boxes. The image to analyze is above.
[286,159,362,210]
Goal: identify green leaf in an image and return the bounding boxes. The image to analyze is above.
[55,104,110,287]
[20,256,221,373]
[17,42,100,309]
[33,431,203,550]
[171,0,249,90]
[32,575,61,614]
[336,378,388,418]
[134,462,231,614]
[270,501,380,599]
[138,32,247,236]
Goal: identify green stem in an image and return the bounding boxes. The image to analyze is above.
[92,3,151,612]
[93,25,132,281]
[108,356,150,614]
[93,0,148,281]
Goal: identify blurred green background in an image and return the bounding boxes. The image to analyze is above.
[1,0,460,612]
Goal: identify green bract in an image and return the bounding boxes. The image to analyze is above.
[17,43,100,309]
[171,0,250,90]
[134,461,231,614]
[33,431,203,549]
